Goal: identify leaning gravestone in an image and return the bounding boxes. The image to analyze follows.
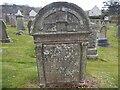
[16,15,25,30]
[97,25,109,47]
[31,2,91,88]
[0,20,12,43]
[87,23,98,59]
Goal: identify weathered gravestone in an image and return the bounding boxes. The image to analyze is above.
[87,22,98,59]
[5,15,10,24]
[97,25,109,47]
[16,15,25,30]
[0,20,12,43]
[27,20,33,35]
[10,15,16,27]
[31,2,91,88]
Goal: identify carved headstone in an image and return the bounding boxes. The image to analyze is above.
[16,15,25,30]
[87,23,98,59]
[97,25,109,47]
[31,2,91,88]
[0,20,12,43]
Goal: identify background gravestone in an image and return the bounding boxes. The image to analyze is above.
[27,20,32,35]
[8,15,12,24]
[0,20,12,43]
[90,19,101,31]
[87,22,98,59]
[5,15,10,24]
[16,15,25,30]
[97,25,109,47]
[10,15,16,27]
[31,2,91,88]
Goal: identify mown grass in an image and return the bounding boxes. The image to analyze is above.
[2,22,118,88]
[86,23,118,88]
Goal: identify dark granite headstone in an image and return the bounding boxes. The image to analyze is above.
[97,25,109,47]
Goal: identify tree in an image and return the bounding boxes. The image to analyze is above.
[102,0,120,15]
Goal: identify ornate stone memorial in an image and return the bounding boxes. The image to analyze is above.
[31,2,91,88]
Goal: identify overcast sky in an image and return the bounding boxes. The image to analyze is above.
[0,0,108,10]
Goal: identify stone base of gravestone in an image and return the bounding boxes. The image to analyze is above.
[97,38,109,47]
[87,48,98,59]
[0,38,12,43]
[16,30,24,35]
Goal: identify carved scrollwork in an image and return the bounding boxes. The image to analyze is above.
[81,42,89,46]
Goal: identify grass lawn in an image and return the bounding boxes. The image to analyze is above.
[2,22,118,88]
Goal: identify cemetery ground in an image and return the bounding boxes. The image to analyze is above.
[2,22,118,88]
